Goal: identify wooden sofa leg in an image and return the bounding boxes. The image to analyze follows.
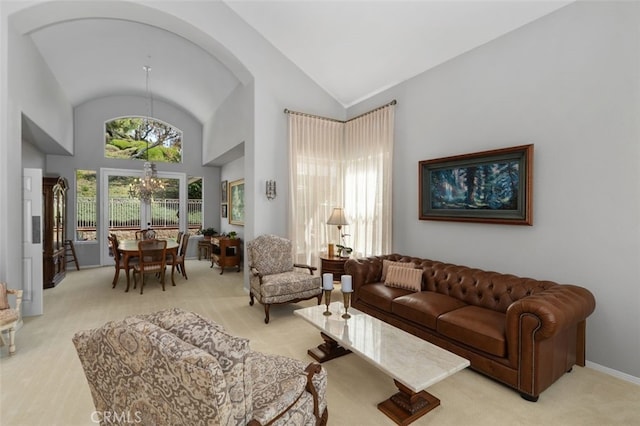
[520,392,539,402]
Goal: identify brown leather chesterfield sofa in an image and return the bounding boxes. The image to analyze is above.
[345,254,596,401]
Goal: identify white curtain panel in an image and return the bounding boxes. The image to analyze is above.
[288,114,344,267]
[288,104,395,266]
[344,106,395,257]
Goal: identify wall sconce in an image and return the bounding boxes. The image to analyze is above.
[266,180,277,200]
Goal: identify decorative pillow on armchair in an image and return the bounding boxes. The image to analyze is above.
[381,260,417,281]
[384,265,423,292]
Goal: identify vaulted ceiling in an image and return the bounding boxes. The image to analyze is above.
[23,0,572,124]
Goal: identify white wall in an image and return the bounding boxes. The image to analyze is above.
[0,8,73,291]
[220,157,245,239]
[149,0,345,246]
[348,0,640,379]
[204,82,253,164]
[46,95,219,267]
[2,0,343,294]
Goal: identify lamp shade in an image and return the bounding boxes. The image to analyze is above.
[327,208,349,226]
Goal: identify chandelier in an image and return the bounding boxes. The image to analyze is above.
[129,161,164,202]
[128,64,164,203]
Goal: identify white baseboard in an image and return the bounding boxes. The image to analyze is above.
[586,361,640,386]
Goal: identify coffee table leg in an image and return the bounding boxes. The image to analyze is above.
[307,332,351,363]
[377,379,440,425]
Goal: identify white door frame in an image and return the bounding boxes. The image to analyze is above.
[99,167,186,265]
[22,168,43,316]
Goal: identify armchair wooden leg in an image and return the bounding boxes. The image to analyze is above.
[264,304,271,324]
[249,292,255,306]
[8,328,16,355]
[316,293,322,305]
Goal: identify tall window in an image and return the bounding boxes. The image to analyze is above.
[288,104,395,266]
[104,117,183,163]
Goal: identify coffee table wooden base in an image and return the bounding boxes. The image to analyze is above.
[377,380,441,425]
[307,332,351,363]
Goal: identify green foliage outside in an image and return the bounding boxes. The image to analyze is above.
[105,117,183,163]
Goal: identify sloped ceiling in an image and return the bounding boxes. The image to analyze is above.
[24,0,573,127]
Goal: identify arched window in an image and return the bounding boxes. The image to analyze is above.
[104,116,183,163]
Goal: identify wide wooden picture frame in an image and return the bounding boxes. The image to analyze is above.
[228,179,245,226]
[419,144,533,225]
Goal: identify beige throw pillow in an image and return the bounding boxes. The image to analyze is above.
[381,260,416,281]
[384,266,422,292]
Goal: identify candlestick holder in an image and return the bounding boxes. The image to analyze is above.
[342,291,352,319]
[323,289,333,316]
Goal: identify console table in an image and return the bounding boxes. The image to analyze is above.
[210,237,241,275]
[320,256,348,281]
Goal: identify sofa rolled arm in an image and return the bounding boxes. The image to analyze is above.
[345,257,382,287]
[506,285,596,341]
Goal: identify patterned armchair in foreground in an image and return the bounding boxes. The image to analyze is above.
[247,234,322,324]
[73,308,328,425]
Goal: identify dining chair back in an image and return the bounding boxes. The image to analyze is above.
[108,234,128,289]
[134,239,168,294]
[173,233,191,279]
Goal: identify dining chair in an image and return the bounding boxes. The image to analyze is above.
[108,234,138,290]
[173,233,190,280]
[133,239,168,294]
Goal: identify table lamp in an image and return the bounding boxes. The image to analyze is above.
[327,208,349,256]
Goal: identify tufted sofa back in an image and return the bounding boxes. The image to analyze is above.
[359,255,559,314]
[418,260,557,313]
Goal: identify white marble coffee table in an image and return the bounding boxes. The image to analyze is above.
[295,301,470,425]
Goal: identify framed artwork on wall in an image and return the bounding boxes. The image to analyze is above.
[419,144,533,225]
[229,179,245,226]
[221,180,228,203]
[221,203,228,218]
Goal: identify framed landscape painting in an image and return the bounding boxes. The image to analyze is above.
[229,179,244,226]
[419,144,533,225]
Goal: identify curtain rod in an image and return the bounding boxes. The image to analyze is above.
[284,99,397,123]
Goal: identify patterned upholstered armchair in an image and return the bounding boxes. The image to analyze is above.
[247,235,322,324]
[73,308,328,425]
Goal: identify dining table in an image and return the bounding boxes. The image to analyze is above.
[118,239,180,292]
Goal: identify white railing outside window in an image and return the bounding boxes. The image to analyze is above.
[76,197,202,241]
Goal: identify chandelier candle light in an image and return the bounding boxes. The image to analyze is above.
[322,273,334,316]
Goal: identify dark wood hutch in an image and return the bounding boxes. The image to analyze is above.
[43,176,67,288]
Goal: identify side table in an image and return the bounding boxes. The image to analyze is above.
[211,237,241,274]
[320,256,348,282]
[197,239,211,260]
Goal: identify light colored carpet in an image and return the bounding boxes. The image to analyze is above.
[1,260,638,425]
